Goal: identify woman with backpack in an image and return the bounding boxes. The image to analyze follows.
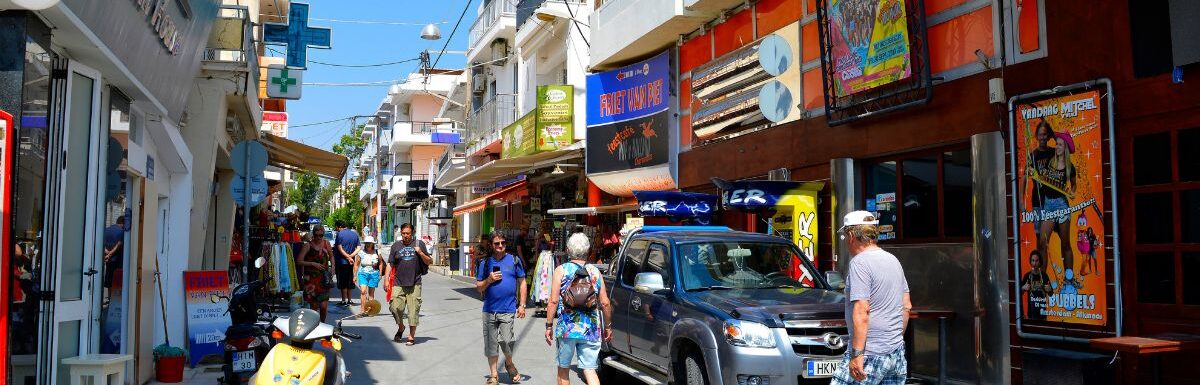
[544,233,613,385]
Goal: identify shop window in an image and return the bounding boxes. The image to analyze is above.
[1183,252,1200,305]
[1137,252,1176,304]
[863,148,972,241]
[1178,127,1200,182]
[1133,132,1172,186]
[620,239,649,286]
[1183,189,1200,243]
[1135,192,1174,244]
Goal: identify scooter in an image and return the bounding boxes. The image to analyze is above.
[248,300,376,385]
[219,258,276,384]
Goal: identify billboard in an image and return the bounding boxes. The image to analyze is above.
[536,85,574,151]
[586,51,674,192]
[827,0,913,96]
[1014,90,1107,326]
[586,51,670,127]
[501,111,536,159]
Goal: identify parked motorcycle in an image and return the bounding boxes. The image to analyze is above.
[219,258,276,384]
[249,301,375,385]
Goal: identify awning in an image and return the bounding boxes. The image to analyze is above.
[452,181,529,216]
[546,199,639,216]
[441,141,584,188]
[259,133,349,180]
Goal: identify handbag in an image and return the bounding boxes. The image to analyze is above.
[321,269,334,289]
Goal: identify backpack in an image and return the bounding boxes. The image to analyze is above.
[562,262,598,311]
[417,240,429,276]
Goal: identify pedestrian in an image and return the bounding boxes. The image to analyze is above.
[475,233,527,385]
[470,233,492,278]
[384,223,432,345]
[832,210,912,385]
[334,220,361,307]
[544,233,612,385]
[298,224,334,322]
[354,236,383,316]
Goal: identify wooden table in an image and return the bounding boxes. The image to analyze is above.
[908,309,956,385]
[1090,334,1200,385]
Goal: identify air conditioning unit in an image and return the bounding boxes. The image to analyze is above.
[472,74,487,94]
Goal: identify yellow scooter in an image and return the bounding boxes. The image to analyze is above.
[249,300,378,385]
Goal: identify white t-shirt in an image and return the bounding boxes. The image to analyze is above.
[359,252,380,273]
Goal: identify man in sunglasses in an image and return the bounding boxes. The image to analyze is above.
[476,233,527,384]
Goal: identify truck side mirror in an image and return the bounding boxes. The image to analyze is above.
[634,272,667,294]
[825,271,845,290]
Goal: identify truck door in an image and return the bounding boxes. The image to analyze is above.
[609,239,648,355]
[628,242,674,370]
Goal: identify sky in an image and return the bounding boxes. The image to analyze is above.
[269,0,475,151]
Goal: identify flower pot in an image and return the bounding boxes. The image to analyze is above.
[155,356,185,383]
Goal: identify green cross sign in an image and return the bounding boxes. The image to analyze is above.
[271,68,297,92]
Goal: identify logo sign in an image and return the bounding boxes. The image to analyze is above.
[266,65,303,99]
[718,180,824,267]
[183,271,232,366]
[586,51,670,127]
[586,109,669,175]
[231,175,269,207]
[1013,89,1108,326]
[633,191,718,224]
[262,2,332,68]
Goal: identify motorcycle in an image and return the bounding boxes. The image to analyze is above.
[219,258,276,384]
[248,300,377,385]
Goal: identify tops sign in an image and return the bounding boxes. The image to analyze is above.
[586,51,671,126]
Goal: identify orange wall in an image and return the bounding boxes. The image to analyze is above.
[410,95,442,123]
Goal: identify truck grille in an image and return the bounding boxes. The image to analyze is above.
[786,325,849,357]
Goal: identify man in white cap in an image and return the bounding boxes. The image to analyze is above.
[832,211,912,385]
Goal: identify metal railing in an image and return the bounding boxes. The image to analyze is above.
[411,174,431,181]
[467,94,518,146]
[468,0,517,49]
[204,5,259,100]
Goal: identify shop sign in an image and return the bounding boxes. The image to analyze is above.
[261,111,288,137]
[586,110,670,174]
[586,51,670,127]
[133,0,183,54]
[537,85,574,151]
[826,0,912,96]
[718,180,824,267]
[502,111,536,159]
[1013,88,1109,326]
[183,271,232,366]
[633,191,718,224]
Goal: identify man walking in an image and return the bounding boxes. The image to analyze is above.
[833,211,912,385]
[384,223,432,345]
[476,233,527,385]
[334,220,361,307]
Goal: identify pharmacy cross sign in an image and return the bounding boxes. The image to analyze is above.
[266,65,304,99]
[263,2,332,68]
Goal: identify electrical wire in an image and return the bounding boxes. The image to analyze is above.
[307,17,447,26]
[298,55,508,87]
[291,116,361,128]
[431,0,475,70]
[266,47,421,68]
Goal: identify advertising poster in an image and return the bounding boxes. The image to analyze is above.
[586,110,670,174]
[536,85,574,151]
[502,111,536,159]
[1014,90,1107,326]
[827,0,912,96]
[719,181,824,271]
[184,271,232,366]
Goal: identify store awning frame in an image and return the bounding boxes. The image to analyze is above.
[441,141,584,188]
[452,180,529,216]
[259,133,349,180]
[546,200,639,216]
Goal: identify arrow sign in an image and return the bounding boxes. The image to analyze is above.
[231,175,269,207]
[230,140,268,177]
[266,65,303,100]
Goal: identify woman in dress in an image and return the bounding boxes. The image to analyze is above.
[298,224,333,321]
[354,236,382,315]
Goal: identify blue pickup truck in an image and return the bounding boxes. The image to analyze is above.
[599,226,847,385]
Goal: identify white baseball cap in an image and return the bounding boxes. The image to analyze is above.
[838,210,880,233]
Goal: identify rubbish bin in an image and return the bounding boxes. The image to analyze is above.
[448,248,460,272]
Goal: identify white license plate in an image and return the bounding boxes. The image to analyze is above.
[805,359,839,378]
[232,351,256,372]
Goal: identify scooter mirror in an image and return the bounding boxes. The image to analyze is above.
[254,257,266,268]
[210,294,224,303]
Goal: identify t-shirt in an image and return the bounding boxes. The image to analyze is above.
[844,248,910,355]
[103,224,124,265]
[359,252,381,274]
[1030,148,1071,203]
[334,229,360,265]
[476,253,526,314]
[390,240,429,287]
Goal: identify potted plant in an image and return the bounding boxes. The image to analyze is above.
[153,344,187,383]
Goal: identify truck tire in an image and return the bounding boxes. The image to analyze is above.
[681,351,709,385]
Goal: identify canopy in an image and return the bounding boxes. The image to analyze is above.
[258,133,349,180]
[545,199,639,216]
[440,141,584,188]
[452,181,529,216]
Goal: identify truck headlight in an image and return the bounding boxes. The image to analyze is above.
[724,320,776,348]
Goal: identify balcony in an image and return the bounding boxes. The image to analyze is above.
[589,0,713,69]
[466,95,518,155]
[392,121,464,153]
[467,0,517,62]
[204,5,262,123]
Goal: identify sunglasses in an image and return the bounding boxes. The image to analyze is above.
[493,241,506,246]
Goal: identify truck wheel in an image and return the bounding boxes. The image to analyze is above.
[682,351,709,385]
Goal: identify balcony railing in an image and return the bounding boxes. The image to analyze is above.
[468,0,516,49]
[411,174,430,181]
[467,94,518,146]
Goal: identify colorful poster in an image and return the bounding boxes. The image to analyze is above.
[501,111,536,159]
[719,181,824,270]
[184,271,232,366]
[827,0,912,96]
[1014,90,1107,326]
[536,85,574,151]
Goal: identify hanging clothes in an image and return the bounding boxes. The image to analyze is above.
[530,250,555,303]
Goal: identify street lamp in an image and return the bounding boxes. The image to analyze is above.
[420,23,442,40]
[533,6,590,47]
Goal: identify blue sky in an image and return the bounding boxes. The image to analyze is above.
[270,0,474,150]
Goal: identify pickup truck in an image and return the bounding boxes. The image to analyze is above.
[599,226,847,385]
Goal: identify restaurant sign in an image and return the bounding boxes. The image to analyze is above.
[502,111,536,159]
[585,51,673,177]
[537,85,574,151]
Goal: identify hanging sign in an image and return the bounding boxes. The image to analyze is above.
[1013,87,1109,326]
[633,191,718,224]
[262,2,332,68]
[502,111,536,159]
[717,180,824,267]
[266,65,304,100]
[826,0,913,96]
[536,85,574,151]
[183,271,232,366]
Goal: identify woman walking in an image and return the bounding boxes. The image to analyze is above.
[545,233,613,385]
[298,224,333,321]
[354,236,382,315]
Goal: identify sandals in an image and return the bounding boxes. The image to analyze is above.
[406,337,416,346]
[505,363,521,383]
[485,376,499,385]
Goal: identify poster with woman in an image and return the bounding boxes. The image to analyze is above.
[826,0,913,96]
[1014,89,1107,326]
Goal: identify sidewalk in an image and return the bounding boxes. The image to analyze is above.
[429,265,476,285]
[147,365,222,385]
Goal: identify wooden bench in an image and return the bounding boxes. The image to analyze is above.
[1090,334,1200,385]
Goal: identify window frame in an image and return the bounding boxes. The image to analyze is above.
[860,144,974,243]
[619,239,651,287]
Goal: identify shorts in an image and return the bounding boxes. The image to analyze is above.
[482,312,515,357]
[1040,197,1071,224]
[335,264,354,289]
[357,270,380,288]
[389,285,422,326]
[831,346,907,385]
[556,337,601,370]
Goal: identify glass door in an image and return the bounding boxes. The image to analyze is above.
[43,61,104,385]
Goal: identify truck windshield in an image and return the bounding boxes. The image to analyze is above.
[677,241,820,291]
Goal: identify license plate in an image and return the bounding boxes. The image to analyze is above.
[232,351,256,372]
[805,359,839,378]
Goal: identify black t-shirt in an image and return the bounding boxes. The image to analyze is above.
[1030,148,1071,203]
[390,240,429,287]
